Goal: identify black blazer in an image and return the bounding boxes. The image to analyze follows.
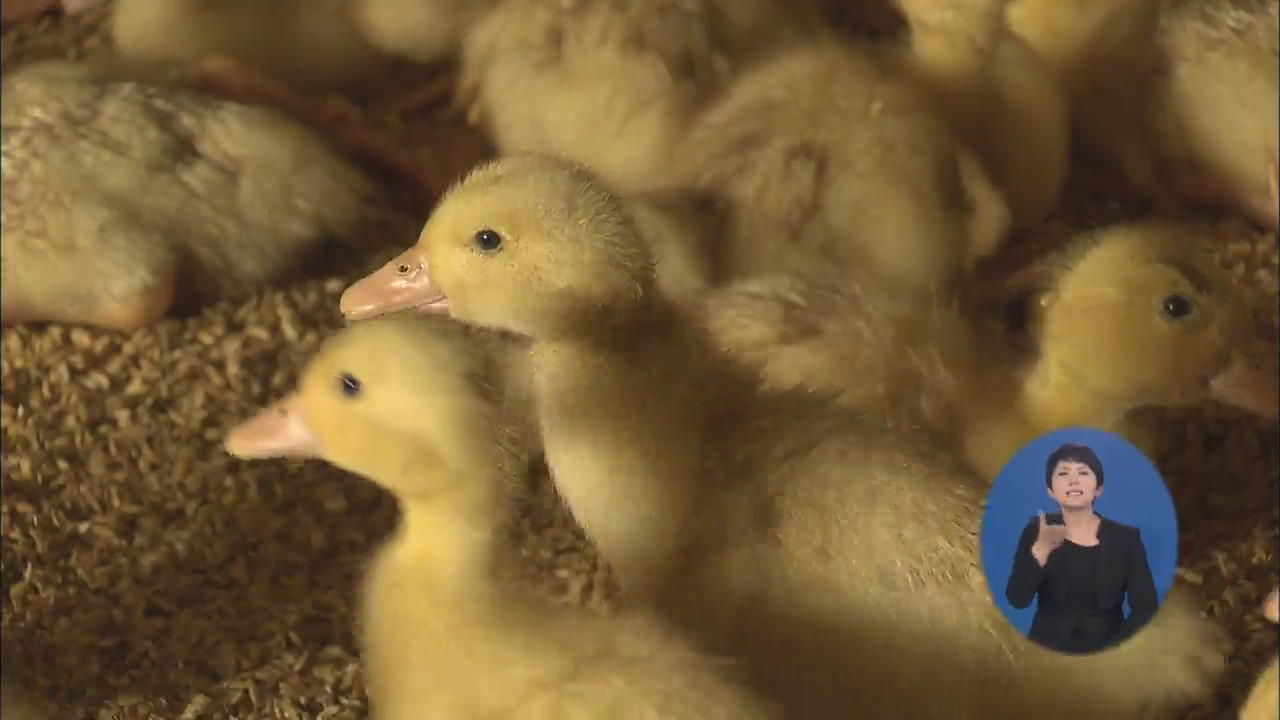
[1004,513,1158,652]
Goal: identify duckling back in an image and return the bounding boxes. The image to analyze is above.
[675,41,1010,295]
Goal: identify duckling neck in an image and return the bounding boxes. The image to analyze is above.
[551,290,675,345]
[386,479,501,599]
[1021,358,1128,433]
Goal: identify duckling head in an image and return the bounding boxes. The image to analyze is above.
[341,155,656,338]
[1033,221,1277,421]
[224,315,500,501]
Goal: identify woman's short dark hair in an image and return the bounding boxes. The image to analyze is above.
[1045,443,1105,488]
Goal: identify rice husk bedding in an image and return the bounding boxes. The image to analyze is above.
[1,5,1277,719]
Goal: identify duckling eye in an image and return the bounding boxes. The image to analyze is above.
[1161,293,1195,319]
[337,372,362,398]
[473,229,503,253]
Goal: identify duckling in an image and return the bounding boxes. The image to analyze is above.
[454,0,726,193]
[672,39,1012,295]
[699,220,1278,479]
[0,60,411,331]
[1007,0,1279,229]
[1240,587,1279,720]
[340,155,736,602]
[894,0,1070,228]
[223,315,776,720]
[961,219,1280,478]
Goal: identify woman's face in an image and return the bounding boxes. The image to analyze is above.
[1048,460,1102,510]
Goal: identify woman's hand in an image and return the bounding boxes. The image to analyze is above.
[1030,512,1069,566]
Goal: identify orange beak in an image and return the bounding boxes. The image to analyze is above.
[224,394,322,460]
[340,245,451,321]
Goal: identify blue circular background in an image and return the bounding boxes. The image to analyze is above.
[979,427,1179,639]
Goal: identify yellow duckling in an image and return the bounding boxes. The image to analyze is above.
[1007,0,1279,229]
[1240,587,1280,720]
[340,155,737,602]
[455,0,819,193]
[225,315,775,720]
[962,219,1279,479]
[699,220,1277,480]
[894,0,1071,228]
[671,39,1011,296]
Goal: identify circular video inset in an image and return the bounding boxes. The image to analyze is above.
[979,427,1178,655]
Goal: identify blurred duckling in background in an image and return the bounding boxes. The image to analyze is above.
[110,0,401,96]
[702,220,1278,481]
[0,60,412,331]
[340,155,735,603]
[455,0,819,193]
[224,315,777,720]
[894,0,1070,229]
[1,0,103,25]
[672,39,1011,296]
[1007,0,1279,229]
[1240,587,1279,720]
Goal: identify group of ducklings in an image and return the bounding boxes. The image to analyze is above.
[1,0,1278,718]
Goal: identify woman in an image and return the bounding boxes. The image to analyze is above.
[1005,443,1159,654]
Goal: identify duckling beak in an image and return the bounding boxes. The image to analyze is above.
[224,394,322,459]
[1207,354,1279,420]
[340,246,451,320]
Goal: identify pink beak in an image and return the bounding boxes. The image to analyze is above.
[340,246,451,321]
[224,394,322,460]
[1207,354,1279,421]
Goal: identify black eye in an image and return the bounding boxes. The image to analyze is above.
[337,372,362,398]
[1161,294,1195,319]
[473,229,503,252]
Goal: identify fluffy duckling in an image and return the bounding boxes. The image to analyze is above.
[894,0,1071,228]
[340,155,734,602]
[700,220,1277,480]
[671,40,1012,295]
[1007,0,1279,229]
[224,315,776,720]
[1240,587,1279,720]
[454,0,826,193]
[0,60,410,331]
